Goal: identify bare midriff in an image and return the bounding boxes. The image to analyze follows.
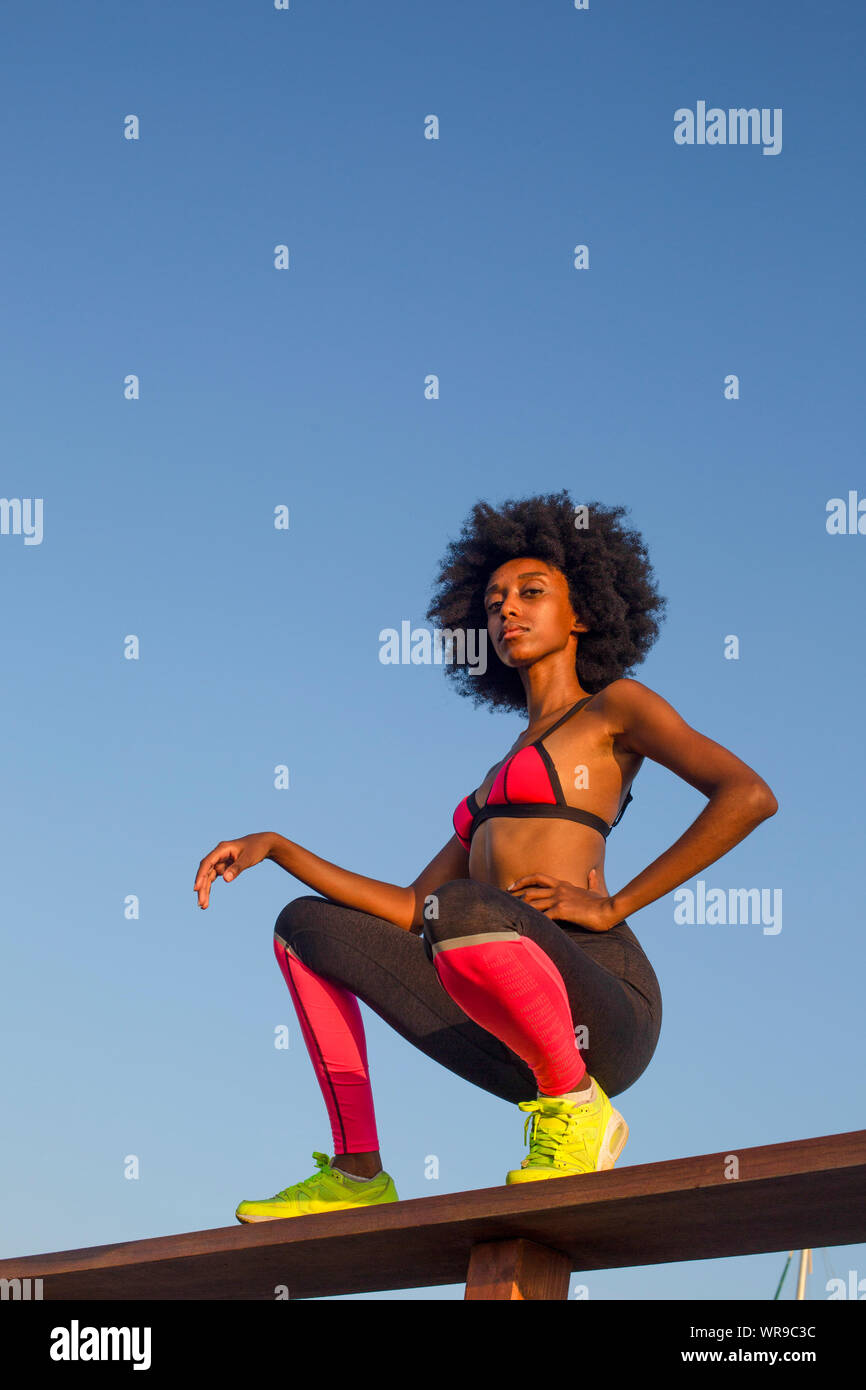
[469,817,610,895]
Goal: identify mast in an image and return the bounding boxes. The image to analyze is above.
[795,1248,813,1299]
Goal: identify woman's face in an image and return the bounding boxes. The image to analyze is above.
[483,557,586,666]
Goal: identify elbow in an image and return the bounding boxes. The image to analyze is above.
[715,778,777,820]
[748,781,778,819]
[402,887,423,932]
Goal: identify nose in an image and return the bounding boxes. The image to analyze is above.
[500,596,522,624]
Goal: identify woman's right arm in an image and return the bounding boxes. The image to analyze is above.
[268,831,472,932]
[265,832,416,929]
[194,829,470,931]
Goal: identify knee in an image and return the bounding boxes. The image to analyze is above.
[425,877,477,925]
[431,877,483,913]
[273,895,325,947]
[422,877,489,947]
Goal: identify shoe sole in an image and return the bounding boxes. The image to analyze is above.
[506,1107,629,1183]
[597,1111,629,1169]
[235,1191,399,1222]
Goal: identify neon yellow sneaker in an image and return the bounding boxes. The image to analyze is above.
[506,1077,628,1183]
[235,1151,399,1222]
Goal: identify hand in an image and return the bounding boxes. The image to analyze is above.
[505,868,616,932]
[193,832,274,909]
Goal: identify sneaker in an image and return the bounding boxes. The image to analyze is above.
[235,1151,399,1222]
[505,1077,628,1184]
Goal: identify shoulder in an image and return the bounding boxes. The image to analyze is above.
[595,678,667,734]
[595,677,653,715]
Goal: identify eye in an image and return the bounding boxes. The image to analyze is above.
[486,587,543,613]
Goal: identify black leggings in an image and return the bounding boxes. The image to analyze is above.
[273,876,662,1107]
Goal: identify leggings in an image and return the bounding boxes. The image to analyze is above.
[272,876,663,1157]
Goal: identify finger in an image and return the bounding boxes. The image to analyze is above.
[203,852,247,904]
[528,901,557,919]
[520,890,554,909]
[195,844,226,879]
[197,861,227,906]
[194,843,234,888]
[201,872,222,906]
[194,854,221,890]
[195,851,235,892]
[198,869,218,907]
[201,864,222,894]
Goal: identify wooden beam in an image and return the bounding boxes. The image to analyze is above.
[0,1130,863,1301]
[465,1238,572,1299]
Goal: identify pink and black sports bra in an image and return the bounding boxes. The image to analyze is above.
[452,694,633,851]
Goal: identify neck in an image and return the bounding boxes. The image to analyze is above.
[523,690,588,730]
[516,642,587,728]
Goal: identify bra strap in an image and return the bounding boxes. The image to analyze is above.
[472,803,611,839]
[610,788,634,827]
[534,694,596,744]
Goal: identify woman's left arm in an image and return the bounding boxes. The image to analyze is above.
[600,678,778,925]
[509,679,778,929]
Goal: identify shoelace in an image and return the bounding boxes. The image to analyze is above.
[277,1151,332,1199]
[519,1099,599,1169]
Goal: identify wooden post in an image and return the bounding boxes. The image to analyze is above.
[464,1237,572,1300]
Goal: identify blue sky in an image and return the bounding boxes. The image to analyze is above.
[1,0,863,1300]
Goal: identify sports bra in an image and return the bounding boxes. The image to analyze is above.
[452,694,633,851]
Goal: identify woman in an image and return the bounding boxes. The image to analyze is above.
[193,491,778,1222]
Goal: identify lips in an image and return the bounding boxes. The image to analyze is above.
[501,626,528,639]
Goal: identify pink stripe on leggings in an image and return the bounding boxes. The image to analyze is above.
[273,935,380,1156]
[432,934,587,1096]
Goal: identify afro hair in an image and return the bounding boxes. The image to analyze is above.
[425,490,668,714]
